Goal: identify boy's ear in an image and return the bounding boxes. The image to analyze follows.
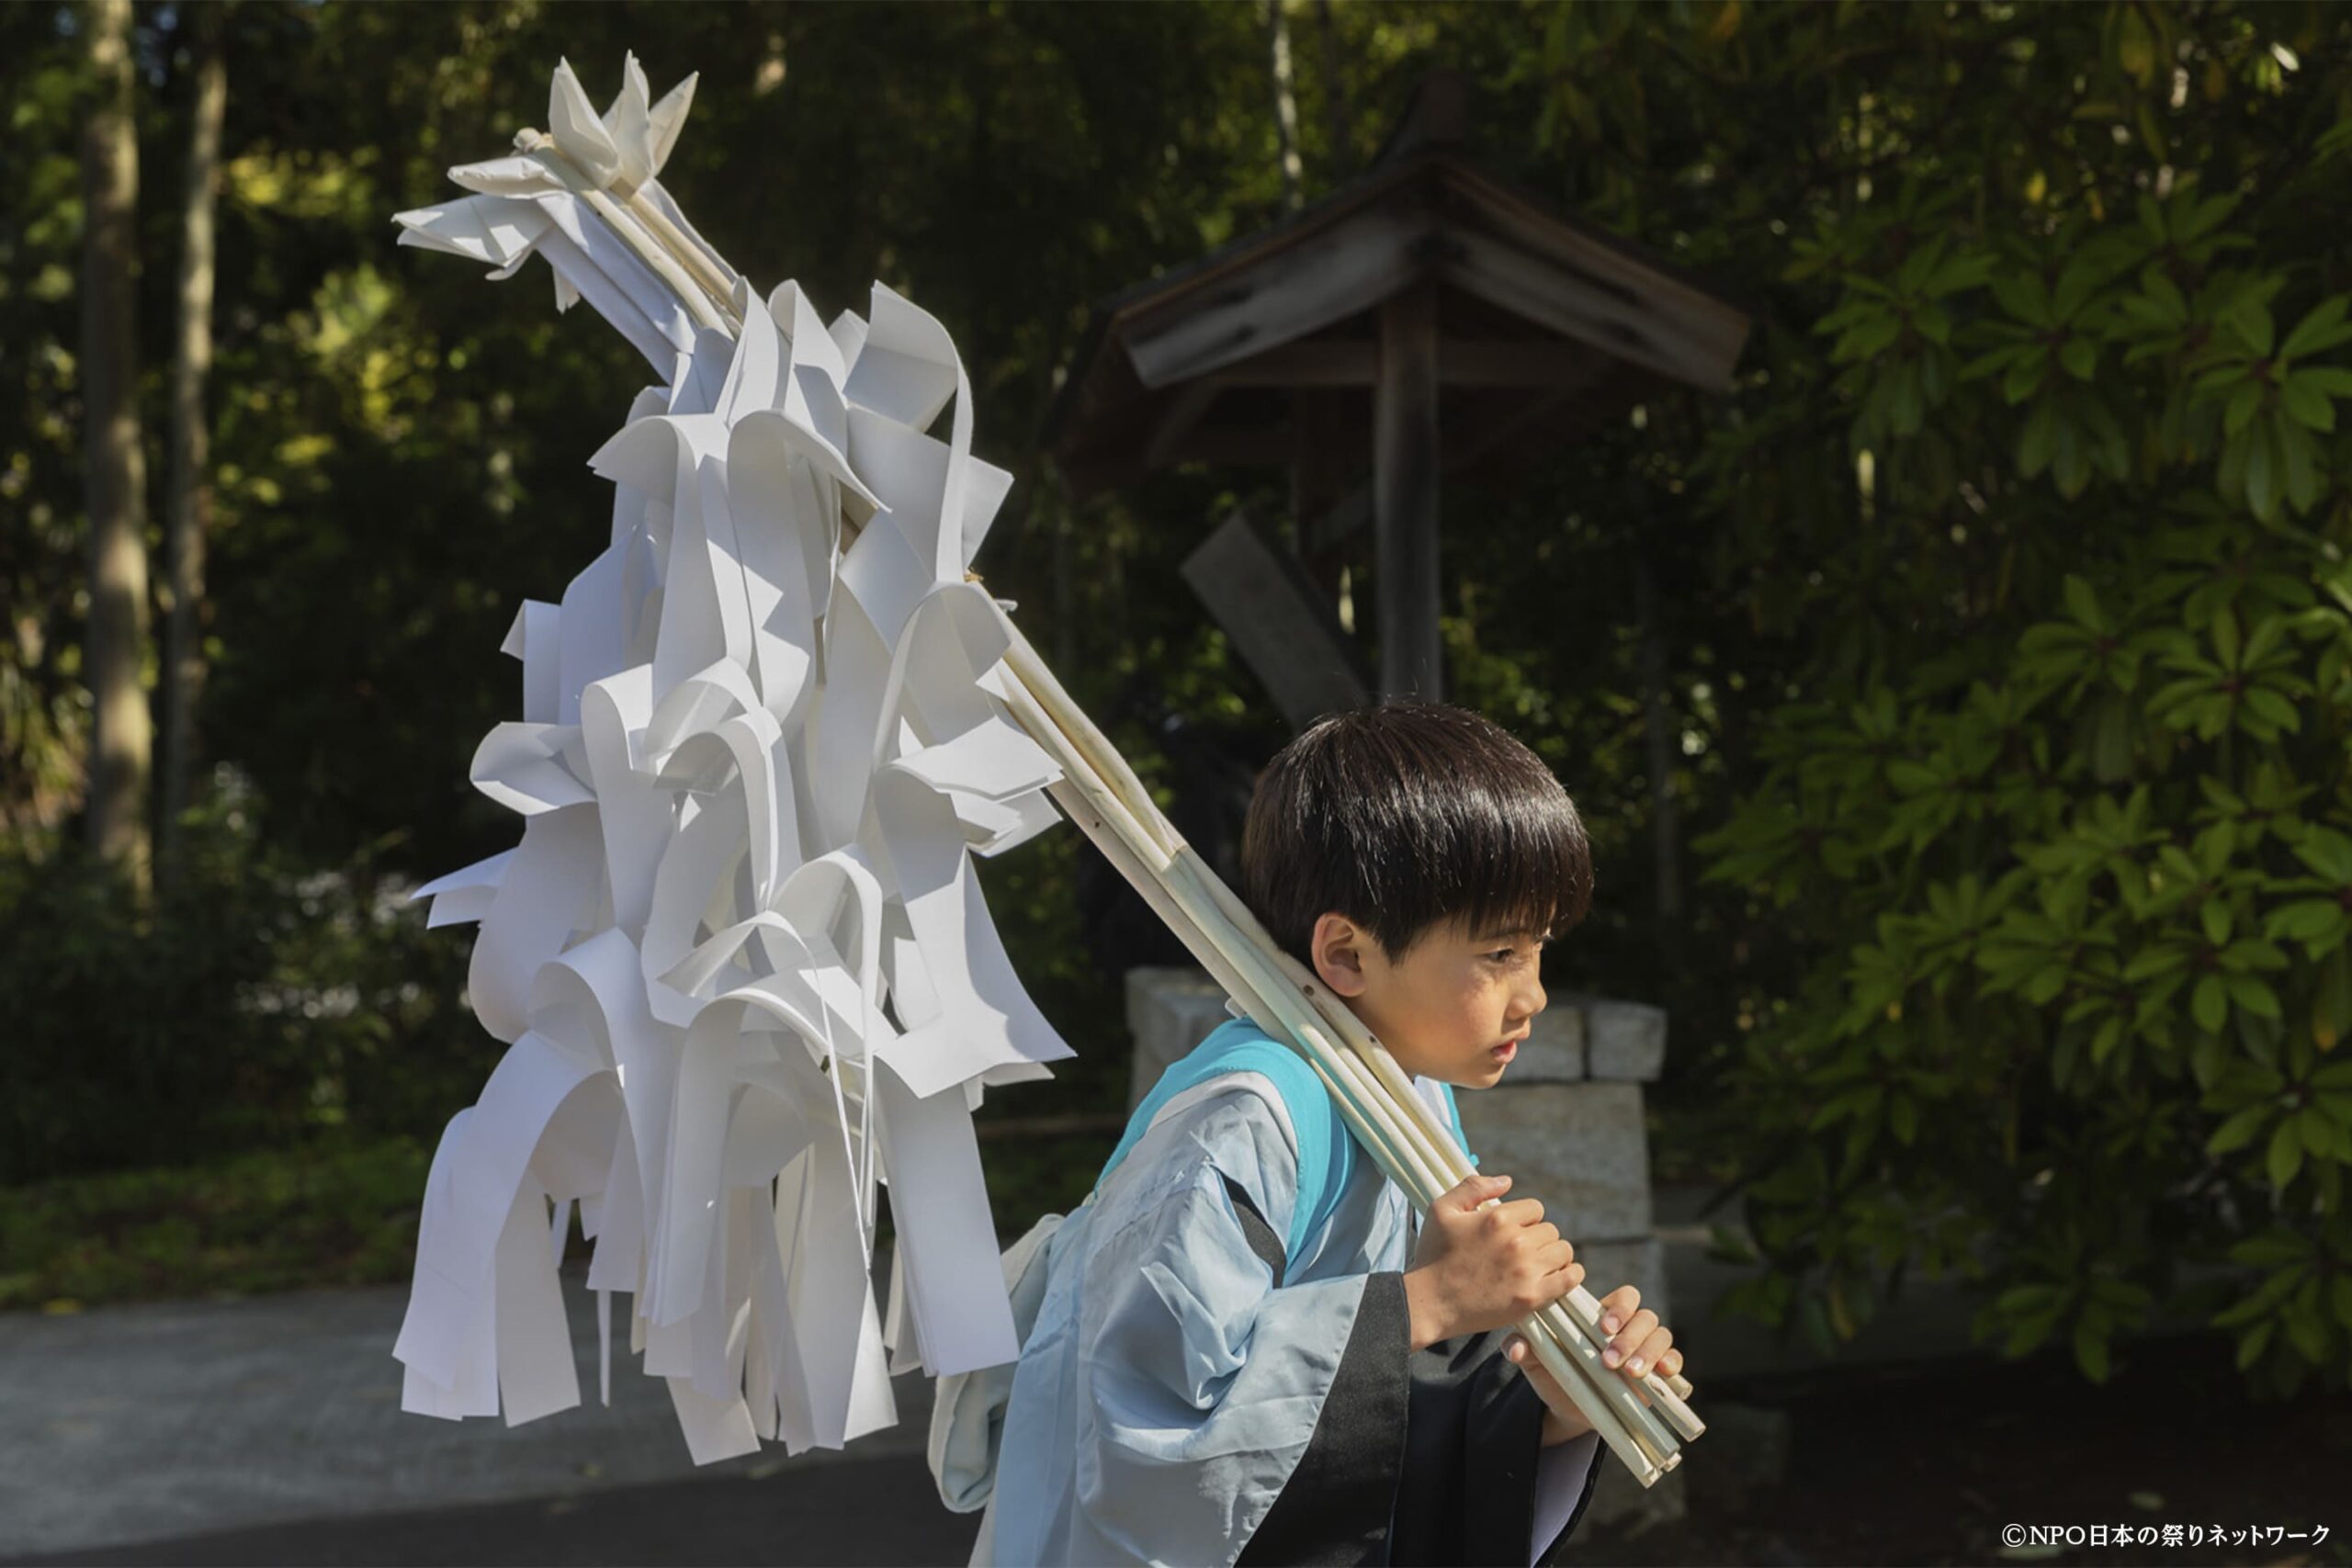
[1309,911,1372,998]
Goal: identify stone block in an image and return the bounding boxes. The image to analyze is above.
[1123,966,1237,1111]
[1564,993,1668,1082]
[1507,1003,1585,1082]
[1454,1083,1653,1242]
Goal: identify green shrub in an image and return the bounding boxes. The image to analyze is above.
[1699,182,2352,1393]
[0,777,491,1186]
[0,1136,431,1308]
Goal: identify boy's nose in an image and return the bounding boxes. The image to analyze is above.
[1513,973,1546,1021]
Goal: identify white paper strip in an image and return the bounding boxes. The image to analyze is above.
[391,52,1077,1466]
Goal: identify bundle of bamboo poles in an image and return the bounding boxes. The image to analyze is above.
[514,124,1702,1487]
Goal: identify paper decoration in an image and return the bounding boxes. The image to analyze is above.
[390,57,1075,1463]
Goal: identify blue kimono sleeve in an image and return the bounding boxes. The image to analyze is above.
[1067,1089,1410,1568]
[999,1084,1603,1568]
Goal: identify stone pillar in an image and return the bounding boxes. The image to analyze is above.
[1452,992,1670,1320]
[1124,967,1240,1111]
[1453,990,1681,1535]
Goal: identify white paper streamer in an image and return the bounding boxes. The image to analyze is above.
[391,55,1074,1461]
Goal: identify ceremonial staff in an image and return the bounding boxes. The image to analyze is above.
[391,55,1699,1486]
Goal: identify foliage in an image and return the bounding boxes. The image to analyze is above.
[1631,1,2352,1393]
[1,0,1304,1196]
[0,1135,432,1311]
[0,773,490,1185]
[7,0,2351,1403]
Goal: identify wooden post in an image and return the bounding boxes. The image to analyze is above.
[1374,279,1442,700]
[1290,389,1350,606]
[1182,512,1370,729]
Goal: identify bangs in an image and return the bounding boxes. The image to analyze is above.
[1240,702,1594,963]
[1453,790,1591,945]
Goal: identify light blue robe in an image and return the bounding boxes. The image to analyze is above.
[965,1016,1603,1566]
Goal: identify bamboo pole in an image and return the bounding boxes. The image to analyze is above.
[1031,760,1668,1484]
[510,128,1700,1482]
[1191,855,1702,1438]
[620,189,740,311]
[514,129,741,336]
[1007,671,1677,1478]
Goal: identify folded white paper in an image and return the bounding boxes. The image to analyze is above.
[392,55,1074,1461]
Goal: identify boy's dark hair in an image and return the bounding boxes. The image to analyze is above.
[1238,702,1593,964]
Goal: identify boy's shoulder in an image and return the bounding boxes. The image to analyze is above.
[1099,1016,1358,1264]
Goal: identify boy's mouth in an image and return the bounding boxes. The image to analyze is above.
[1489,1032,1526,1063]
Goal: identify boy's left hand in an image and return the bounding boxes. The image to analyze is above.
[1501,1284,1684,1445]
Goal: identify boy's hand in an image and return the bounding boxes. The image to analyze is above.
[1403,1172,1583,1348]
[1502,1284,1688,1445]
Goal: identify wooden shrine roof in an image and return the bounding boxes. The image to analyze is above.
[1045,91,1756,502]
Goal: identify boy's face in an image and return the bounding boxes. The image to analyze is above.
[1306,911,1549,1089]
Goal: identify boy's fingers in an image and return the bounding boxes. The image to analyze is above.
[1601,1308,1657,1367]
[1439,1172,1511,1212]
[1496,1194,1552,1232]
[1621,1325,1673,1380]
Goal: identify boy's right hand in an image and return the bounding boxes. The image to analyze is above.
[1402,1172,1584,1349]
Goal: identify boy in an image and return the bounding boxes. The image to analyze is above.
[967,703,1683,1565]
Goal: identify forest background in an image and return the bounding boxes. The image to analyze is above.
[6,0,2352,1405]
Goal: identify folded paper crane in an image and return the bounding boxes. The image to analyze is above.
[391,54,1700,1483]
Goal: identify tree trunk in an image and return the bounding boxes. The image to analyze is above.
[1264,0,1304,212]
[78,0,152,888]
[158,4,225,867]
[1374,280,1441,701]
[1315,0,1352,177]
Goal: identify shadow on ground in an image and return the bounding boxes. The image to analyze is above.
[19,1334,2349,1568]
[28,1458,978,1568]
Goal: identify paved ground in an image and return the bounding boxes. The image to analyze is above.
[27,1455,979,1567]
[0,1186,1986,1566]
[0,1277,955,1563]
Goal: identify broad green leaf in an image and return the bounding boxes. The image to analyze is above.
[2280,295,2352,360]
[2194,974,2230,1032]
[2200,900,2233,945]
[2224,381,2263,436]
[2244,423,2278,520]
[2206,1103,2268,1155]
[2211,605,2242,670]
[2072,1319,2111,1382]
[2267,1119,2305,1188]
[2279,374,2335,431]
[2062,574,2104,631]
[2224,302,2277,357]
[2227,973,2281,1021]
